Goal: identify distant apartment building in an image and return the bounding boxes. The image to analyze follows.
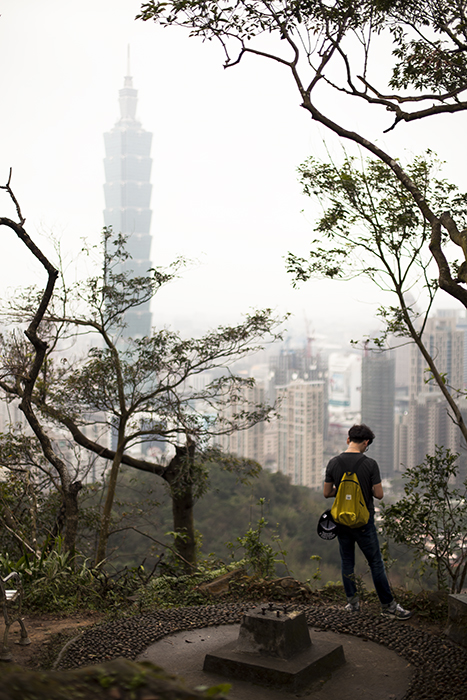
[216,381,266,466]
[361,351,395,480]
[263,420,279,472]
[0,398,27,433]
[393,410,409,473]
[276,379,325,489]
[269,346,328,439]
[409,316,464,400]
[400,314,465,472]
[406,393,459,469]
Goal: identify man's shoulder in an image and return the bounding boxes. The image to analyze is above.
[326,453,346,468]
[324,454,343,481]
[329,452,378,471]
[325,453,348,473]
[327,453,344,464]
[361,455,379,471]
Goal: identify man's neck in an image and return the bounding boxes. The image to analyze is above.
[345,441,366,454]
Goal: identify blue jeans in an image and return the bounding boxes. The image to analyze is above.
[338,517,393,606]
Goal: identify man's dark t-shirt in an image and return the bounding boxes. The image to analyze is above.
[324,452,381,516]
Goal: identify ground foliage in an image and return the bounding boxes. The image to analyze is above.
[382,447,467,593]
[101,466,417,590]
[0,460,431,617]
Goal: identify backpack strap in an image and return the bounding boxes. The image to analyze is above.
[335,454,367,482]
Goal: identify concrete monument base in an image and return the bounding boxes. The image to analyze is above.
[203,605,345,692]
[204,637,345,692]
[445,594,467,648]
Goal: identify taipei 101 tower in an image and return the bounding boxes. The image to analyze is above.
[103,49,153,337]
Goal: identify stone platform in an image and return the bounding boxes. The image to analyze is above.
[446,594,467,648]
[203,605,344,692]
[138,624,413,699]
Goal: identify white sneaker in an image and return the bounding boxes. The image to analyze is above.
[344,600,360,612]
[382,601,412,620]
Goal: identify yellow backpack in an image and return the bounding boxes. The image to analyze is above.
[330,456,370,528]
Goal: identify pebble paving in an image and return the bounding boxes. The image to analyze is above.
[56,602,467,700]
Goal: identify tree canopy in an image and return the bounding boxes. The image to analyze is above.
[287,151,467,443]
[137,0,467,314]
[0,227,285,566]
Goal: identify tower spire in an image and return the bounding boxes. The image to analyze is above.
[119,46,137,120]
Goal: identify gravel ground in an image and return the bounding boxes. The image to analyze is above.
[56,602,467,700]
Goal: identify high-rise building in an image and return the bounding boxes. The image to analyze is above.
[361,351,395,480]
[217,382,266,467]
[103,58,153,338]
[269,346,328,438]
[276,379,325,489]
[404,314,465,472]
[409,316,464,400]
[328,352,361,412]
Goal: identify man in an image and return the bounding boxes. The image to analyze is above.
[324,424,412,619]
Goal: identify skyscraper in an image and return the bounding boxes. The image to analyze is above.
[103,56,153,337]
[405,314,464,471]
[361,351,395,480]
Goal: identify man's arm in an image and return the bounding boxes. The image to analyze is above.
[323,482,336,498]
[372,483,384,499]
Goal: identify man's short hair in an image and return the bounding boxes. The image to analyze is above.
[348,424,375,445]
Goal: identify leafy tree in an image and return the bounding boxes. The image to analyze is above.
[0,174,82,553]
[286,152,467,442]
[382,447,467,593]
[0,228,284,568]
[137,1,467,326]
[0,424,105,561]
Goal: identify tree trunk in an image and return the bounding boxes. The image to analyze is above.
[164,440,197,572]
[171,481,196,571]
[62,481,82,554]
[95,437,125,566]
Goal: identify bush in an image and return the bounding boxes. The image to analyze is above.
[0,540,158,613]
[382,447,467,593]
[226,498,289,578]
[136,562,242,610]
[0,543,94,612]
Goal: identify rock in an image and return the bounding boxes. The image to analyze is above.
[275,577,297,589]
[197,569,244,598]
[0,658,229,700]
[271,577,304,596]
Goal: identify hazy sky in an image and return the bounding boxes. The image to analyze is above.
[0,1,465,348]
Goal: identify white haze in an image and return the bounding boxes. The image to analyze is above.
[0,0,465,350]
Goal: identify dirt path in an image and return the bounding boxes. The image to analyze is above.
[0,611,104,668]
